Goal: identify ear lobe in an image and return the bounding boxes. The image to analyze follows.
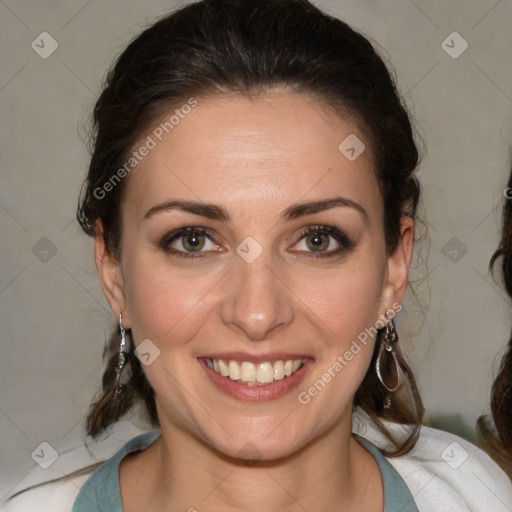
[382,216,415,307]
[94,219,130,326]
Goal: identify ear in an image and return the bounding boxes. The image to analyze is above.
[94,219,131,328]
[380,216,414,311]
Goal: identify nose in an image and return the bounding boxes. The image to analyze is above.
[220,251,294,341]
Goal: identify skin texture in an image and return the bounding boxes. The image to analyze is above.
[95,93,414,511]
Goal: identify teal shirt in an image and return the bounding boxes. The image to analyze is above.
[71,431,418,511]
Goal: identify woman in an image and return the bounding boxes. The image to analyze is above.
[478,168,512,479]
[4,0,512,510]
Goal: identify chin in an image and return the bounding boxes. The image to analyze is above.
[201,417,315,463]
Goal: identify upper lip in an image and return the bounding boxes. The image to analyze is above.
[199,352,313,364]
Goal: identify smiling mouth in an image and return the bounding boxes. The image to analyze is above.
[203,357,307,386]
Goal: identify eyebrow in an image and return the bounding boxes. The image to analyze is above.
[143,196,368,223]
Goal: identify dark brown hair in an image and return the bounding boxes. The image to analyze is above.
[77,0,424,454]
[478,163,512,477]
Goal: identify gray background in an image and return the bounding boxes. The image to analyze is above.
[1,0,511,499]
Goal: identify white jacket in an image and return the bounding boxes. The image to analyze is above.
[3,411,512,511]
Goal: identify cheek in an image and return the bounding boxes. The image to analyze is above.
[294,266,385,417]
[297,258,386,340]
[122,252,222,345]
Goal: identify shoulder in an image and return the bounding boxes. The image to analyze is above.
[1,472,92,512]
[2,426,155,512]
[392,425,512,512]
[353,409,512,512]
[71,430,161,511]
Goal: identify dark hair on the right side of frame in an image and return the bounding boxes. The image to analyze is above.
[478,161,512,478]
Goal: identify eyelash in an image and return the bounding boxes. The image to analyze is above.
[293,225,355,258]
[159,225,355,259]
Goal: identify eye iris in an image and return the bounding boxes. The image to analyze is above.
[183,232,205,251]
[306,232,329,251]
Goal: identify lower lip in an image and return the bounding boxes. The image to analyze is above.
[198,358,314,402]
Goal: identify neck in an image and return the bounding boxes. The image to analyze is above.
[121,411,383,512]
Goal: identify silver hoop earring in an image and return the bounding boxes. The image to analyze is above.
[114,313,129,395]
[375,317,404,407]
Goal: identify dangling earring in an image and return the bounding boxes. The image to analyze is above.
[375,315,404,409]
[114,313,129,395]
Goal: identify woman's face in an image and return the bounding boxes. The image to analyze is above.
[97,93,412,459]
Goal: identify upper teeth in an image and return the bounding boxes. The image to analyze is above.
[205,358,305,385]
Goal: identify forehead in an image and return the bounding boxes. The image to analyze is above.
[121,93,381,219]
